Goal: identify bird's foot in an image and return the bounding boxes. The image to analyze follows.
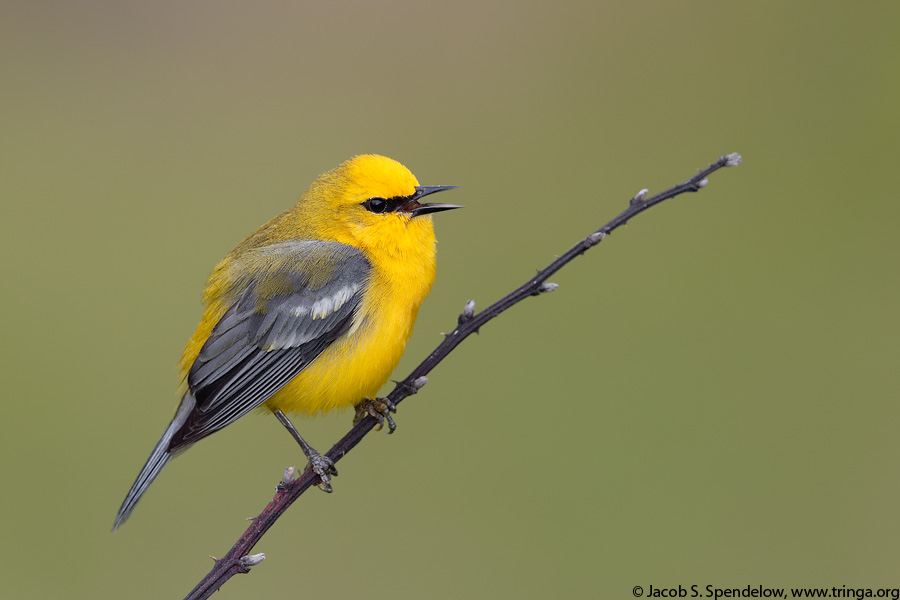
[354,397,397,433]
[306,450,338,493]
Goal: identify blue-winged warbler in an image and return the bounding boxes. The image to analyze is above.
[113,155,460,530]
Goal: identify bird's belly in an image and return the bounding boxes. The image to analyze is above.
[263,306,416,416]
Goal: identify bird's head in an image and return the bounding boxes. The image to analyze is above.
[297,155,460,255]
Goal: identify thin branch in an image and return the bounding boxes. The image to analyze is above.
[183,152,742,600]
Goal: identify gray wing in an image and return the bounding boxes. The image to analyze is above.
[168,240,370,451]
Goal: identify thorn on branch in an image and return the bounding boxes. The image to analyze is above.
[240,553,266,568]
[458,299,476,325]
[394,376,429,397]
[630,188,649,206]
[278,466,295,489]
[585,231,607,248]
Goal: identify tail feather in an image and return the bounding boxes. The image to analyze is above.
[112,393,196,532]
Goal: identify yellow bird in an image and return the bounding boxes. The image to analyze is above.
[113,155,460,530]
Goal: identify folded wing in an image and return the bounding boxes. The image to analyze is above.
[169,240,371,450]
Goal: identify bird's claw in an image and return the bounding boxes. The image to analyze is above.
[307,452,338,493]
[354,397,397,433]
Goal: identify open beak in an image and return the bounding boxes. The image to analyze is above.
[398,185,463,217]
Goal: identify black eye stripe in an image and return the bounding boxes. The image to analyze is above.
[361,194,416,214]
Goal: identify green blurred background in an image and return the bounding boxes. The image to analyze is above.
[2,1,899,598]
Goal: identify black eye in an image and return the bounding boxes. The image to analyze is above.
[363,197,387,213]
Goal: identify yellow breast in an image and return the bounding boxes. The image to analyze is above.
[264,217,438,415]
